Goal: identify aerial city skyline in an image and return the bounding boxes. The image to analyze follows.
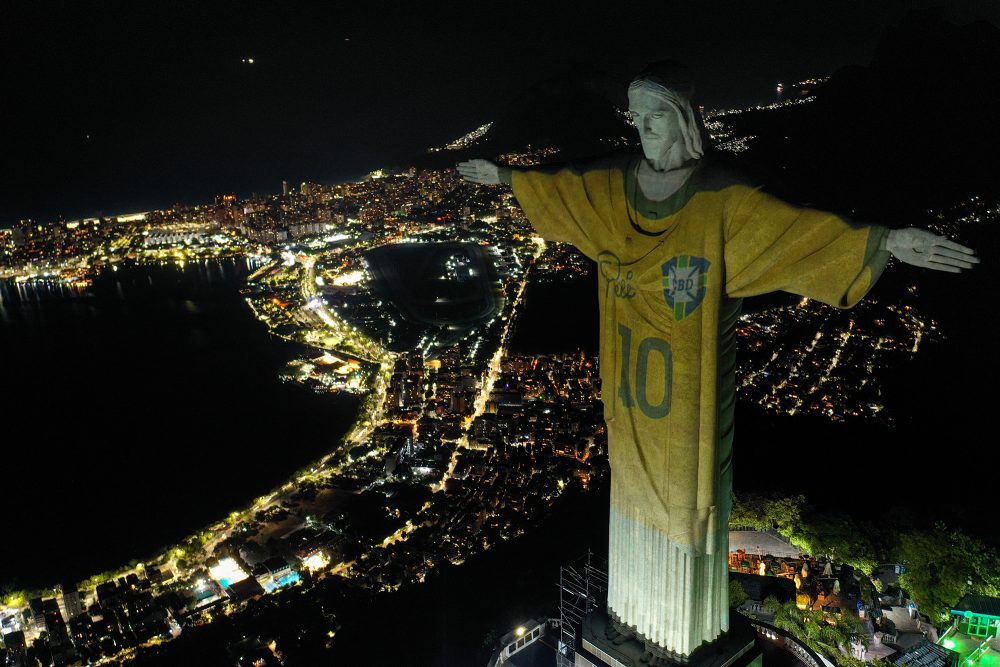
[3,4,1000,667]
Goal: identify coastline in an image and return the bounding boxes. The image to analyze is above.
[1,236,543,621]
[0,255,360,593]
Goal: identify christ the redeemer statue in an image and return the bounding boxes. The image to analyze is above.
[458,60,977,661]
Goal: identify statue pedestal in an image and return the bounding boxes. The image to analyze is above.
[577,609,760,667]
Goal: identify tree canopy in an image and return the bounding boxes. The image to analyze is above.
[733,493,1000,624]
[896,523,1000,622]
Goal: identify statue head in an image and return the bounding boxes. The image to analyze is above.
[628,60,704,168]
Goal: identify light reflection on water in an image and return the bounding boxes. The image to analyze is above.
[0,256,264,307]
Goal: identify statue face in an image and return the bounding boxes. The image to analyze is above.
[628,85,685,164]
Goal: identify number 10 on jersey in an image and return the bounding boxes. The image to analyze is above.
[617,324,673,419]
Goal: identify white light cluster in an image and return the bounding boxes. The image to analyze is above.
[429,122,494,152]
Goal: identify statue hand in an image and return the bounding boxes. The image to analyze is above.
[456,159,500,185]
[885,228,979,273]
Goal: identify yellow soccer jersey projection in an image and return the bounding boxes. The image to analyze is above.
[505,153,890,655]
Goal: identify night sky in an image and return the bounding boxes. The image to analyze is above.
[4,1,999,225]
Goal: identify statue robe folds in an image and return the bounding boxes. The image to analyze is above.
[507,154,890,657]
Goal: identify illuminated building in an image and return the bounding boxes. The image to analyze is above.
[950,595,1000,642]
[58,583,82,621]
[301,550,329,572]
[144,230,206,247]
[252,557,300,593]
[488,618,552,666]
[208,557,250,588]
[935,594,1000,666]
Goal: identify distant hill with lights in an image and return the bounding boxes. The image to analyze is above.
[409,8,1000,227]
[409,62,633,171]
[726,7,1000,223]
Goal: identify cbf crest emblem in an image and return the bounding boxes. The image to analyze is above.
[662,255,711,320]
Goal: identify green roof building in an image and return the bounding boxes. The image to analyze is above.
[951,595,1000,641]
[936,594,1000,667]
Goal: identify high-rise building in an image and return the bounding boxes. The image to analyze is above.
[27,597,45,634]
[10,226,26,247]
[59,583,83,620]
[282,180,289,196]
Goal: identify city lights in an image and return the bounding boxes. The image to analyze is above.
[1,85,993,666]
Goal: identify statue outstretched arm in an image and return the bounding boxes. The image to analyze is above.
[725,185,981,306]
[884,228,978,273]
[456,158,617,260]
[724,186,892,308]
[456,159,502,185]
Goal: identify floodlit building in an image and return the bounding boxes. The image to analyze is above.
[252,557,300,593]
[208,557,250,588]
[936,594,1000,666]
[950,595,1000,644]
[144,230,206,247]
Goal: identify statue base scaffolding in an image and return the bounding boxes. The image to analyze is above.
[575,608,761,667]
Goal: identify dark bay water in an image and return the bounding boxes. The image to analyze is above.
[0,259,359,591]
